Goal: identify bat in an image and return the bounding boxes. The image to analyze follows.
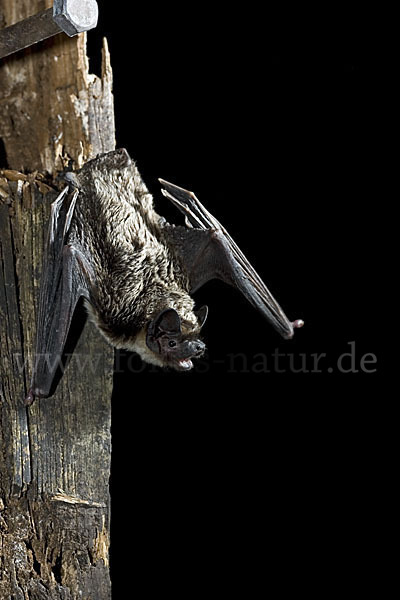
[25,148,303,404]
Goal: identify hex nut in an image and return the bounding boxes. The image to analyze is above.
[53,0,98,37]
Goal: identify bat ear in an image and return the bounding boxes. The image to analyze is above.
[195,305,208,328]
[152,308,182,336]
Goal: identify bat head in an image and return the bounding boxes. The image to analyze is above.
[146,307,207,371]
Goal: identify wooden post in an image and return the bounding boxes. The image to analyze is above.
[0,1,114,597]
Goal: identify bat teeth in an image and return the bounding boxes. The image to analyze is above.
[177,359,193,370]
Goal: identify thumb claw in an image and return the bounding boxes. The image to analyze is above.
[292,319,304,329]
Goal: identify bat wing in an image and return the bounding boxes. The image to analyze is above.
[26,187,93,404]
[159,179,303,340]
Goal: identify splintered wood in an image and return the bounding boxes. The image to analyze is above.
[0,1,115,597]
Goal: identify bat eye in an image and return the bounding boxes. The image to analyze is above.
[168,340,177,348]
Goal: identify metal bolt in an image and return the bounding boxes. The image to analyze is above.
[0,0,98,60]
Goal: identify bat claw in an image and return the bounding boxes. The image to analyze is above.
[292,319,304,329]
[24,388,35,406]
[284,319,304,339]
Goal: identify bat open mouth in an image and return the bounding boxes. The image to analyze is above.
[169,341,205,371]
[175,358,194,371]
[171,344,205,371]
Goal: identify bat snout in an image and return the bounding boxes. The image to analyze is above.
[178,339,205,359]
[187,339,205,357]
[171,339,205,371]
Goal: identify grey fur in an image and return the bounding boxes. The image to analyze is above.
[68,149,201,361]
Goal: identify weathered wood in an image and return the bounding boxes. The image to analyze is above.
[0,1,114,173]
[0,1,114,597]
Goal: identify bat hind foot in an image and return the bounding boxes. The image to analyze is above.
[24,388,36,406]
[25,386,48,405]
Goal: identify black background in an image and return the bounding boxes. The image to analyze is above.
[88,4,383,593]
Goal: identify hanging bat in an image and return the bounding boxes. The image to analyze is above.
[25,149,303,404]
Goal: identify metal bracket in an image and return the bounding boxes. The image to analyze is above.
[0,0,98,60]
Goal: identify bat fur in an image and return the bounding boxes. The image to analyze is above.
[26,148,303,403]
[66,151,202,368]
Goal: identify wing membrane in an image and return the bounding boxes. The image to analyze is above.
[159,179,303,340]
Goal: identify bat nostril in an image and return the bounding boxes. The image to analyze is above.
[194,341,205,355]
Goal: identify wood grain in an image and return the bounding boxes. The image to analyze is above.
[0,1,115,596]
